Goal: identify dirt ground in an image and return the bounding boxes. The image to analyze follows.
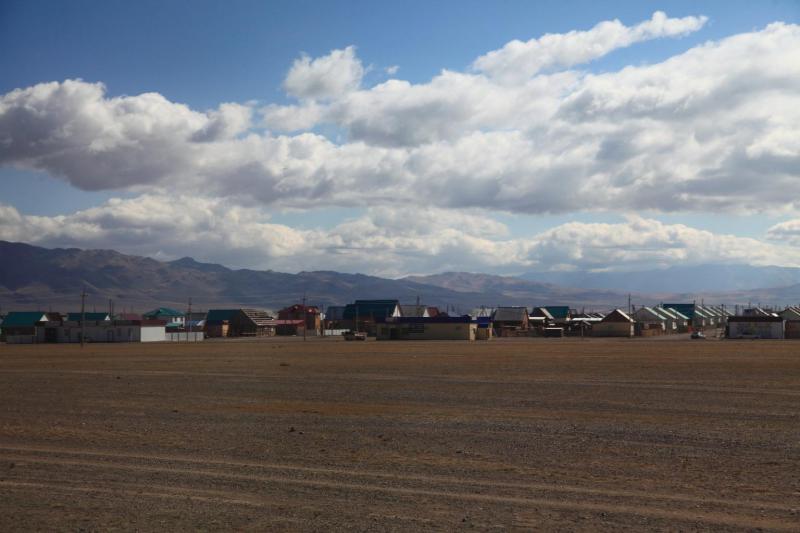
[0,337,798,531]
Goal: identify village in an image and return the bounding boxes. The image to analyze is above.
[2,299,799,344]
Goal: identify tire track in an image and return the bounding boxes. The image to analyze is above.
[0,445,795,530]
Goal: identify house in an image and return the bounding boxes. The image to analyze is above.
[592,309,635,337]
[663,303,719,331]
[1,311,54,343]
[376,316,480,341]
[727,316,784,339]
[426,307,442,318]
[632,307,668,336]
[492,307,529,335]
[278,304,321,335]
[143,307,185,325]
[657,307,689,332]
[343,300,401,334]
[780,307,800,339]
[205,309,276,337]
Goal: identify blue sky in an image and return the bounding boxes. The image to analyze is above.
[1,1,799,276]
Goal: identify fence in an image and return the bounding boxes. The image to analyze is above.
[165,331,205,342]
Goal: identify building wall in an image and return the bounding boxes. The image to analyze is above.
[593,322,634,337]
[785,321,800,339]
[30,324,166,343]
[728,321,784,339]
[206,323,229,338]
[377,322,476,341]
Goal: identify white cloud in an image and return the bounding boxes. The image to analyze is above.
[283,46,364,100]
[472,11,707,83]
[261,102,323,131]
[3,197,799,277]
[525,216,800,271]
[767,219,800,246]
[1,20,799,221]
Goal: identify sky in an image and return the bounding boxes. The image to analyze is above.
[1,0,799,277]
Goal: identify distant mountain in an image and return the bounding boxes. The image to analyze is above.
[520,264,800,293]
[2,241,798,314]
[403,272,636,308]
[0,241,628,313]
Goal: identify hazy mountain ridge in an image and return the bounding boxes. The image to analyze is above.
[521,265,800,293]
[2,241,799,313]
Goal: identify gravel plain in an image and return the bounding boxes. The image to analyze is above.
[0,337,798,531]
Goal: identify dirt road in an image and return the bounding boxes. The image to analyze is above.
[0,338,798,530]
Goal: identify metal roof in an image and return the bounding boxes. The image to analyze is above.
[67,312,110,322]
[143,307,185,318]
[493,307,529,322]
[601,309,634,323]
[542,306,570,319]
[398,305,428,317]
[1,311,48,327]
[343,300,399,320]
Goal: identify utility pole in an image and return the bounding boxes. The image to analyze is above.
[302,292,307,342]
[80,288,86,348]
[187,297,192,343]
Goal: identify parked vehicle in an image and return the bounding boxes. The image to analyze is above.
[343,330,367,341]
[691,331,706,339]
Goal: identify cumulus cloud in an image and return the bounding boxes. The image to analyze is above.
[3,197,799,276]
[283,46,364,100]
[473,11,708,83]
[767,219,800,246]
[1,18,799,219]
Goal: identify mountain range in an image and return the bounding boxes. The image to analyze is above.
[1,240,799,313]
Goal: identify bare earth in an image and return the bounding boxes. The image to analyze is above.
[0,338,798,531]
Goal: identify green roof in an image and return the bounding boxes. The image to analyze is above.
[543,306,570,319]
[143,307,185,318]
[1,311,48,327]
